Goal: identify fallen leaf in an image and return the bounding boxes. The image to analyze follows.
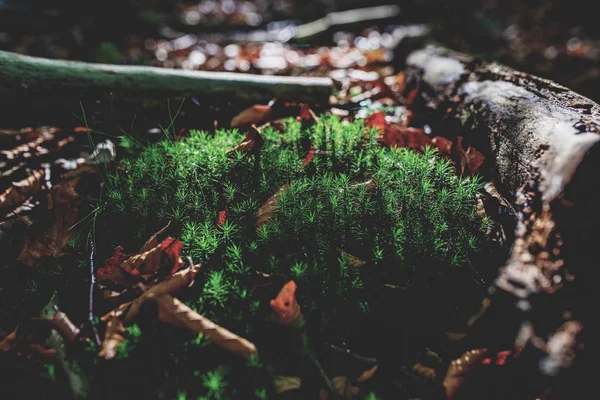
[455,137,484,176]
[339,250,367,268]
[431,136,453,156]
[96,246,131,285]
[156,295,257,358]
[412,363,436,380]
[274,376,301,394]
[381,125,431,150]
[99,315,125,360]
[256,184,289,229]
[302,146,317,165]
[1,129,54,161]
[121,237,184,279]
[484,182,514,215]
[104,264,202,325]
[0,169,44,209]
[46,311,80,342]
[365,111,386,133]
[297,104,318,124]
[227,125,264,156]
[17,177,81,267]
[320,376,361,399]
[231,104,272,129]
[442,348,488,399]
[270,280,304,326]
[138,222,172,254]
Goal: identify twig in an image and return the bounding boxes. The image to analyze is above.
[87,231,101,346]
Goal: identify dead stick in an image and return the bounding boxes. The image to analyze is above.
[87,231,101,346]
[0,50,332,103]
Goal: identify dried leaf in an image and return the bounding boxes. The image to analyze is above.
[443,348,488,399]
[1,129,54,161]
[0,169,44,209]
[47,311,80,342]
[270,280,304,326]
[104,264,202,325]
[99,315,125,360]
[365,111,386,133]
[256,184,289,229]
[484,182,514,215]
[412,363,437,380]
[431,136,453,156]
[274,376,301,394]
[96,246,131,285]
[330,376,361,399]
[455,137,484,176]
[139,222,171,254]
[231,104,272,129]
[121,237,184,278]
[297,104,318,124]
[226,125,264,156]
[17,177,81,267]
[382,125,431,150]
[156,295,257,359]
[339,250,367,268]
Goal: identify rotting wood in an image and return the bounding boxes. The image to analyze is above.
[406,45,594,395]
[0,50,332,103]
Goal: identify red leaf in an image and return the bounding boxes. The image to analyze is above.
[297,104,318,124]
[455,136,485,176]
[382,125,431,150]
[216,209,228,226]
[302,146,317,165]
[96,246,130,283]
[160,238,184,275]
[365,112,386,133]
[432,136,453,156]
[227,125,264,156]
[406,88,419,106]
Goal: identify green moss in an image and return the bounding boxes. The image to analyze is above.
[103,116,490,398]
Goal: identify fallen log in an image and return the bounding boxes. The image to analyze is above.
[406,46,594,397]
[0,50,332,103]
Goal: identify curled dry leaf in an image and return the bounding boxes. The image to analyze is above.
[484,182,514,215]
[270,280,304,326]
[455,137,484,176]
[155,295,257,359]
[120,238,184,279]
[96,246,130,285]
[274,376,301,394]
[231,103,273,129]
[103,264,202,326]
[328,376,361,399]
[17,176,81,267]
[365,111,432,150]
[47,311,80,342]
[226,125,264,156]
[0,169,44,209]
[339,250,367,268]
[442,348,488,399]
[412,363,437,380]
[256,184,290,229]
[99,315,125,360]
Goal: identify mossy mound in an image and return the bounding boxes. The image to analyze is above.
[101,116,491,398]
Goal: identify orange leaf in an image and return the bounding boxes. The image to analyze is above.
[270,280,304,326]
[443,348,488,399]
[382,125,431,150]
[231,104,272,129]
[365,111,386,133]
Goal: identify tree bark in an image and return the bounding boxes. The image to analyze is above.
[0,50,332,103]
[405,46,594,395]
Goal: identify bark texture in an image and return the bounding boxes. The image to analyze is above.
[406,46,594,397]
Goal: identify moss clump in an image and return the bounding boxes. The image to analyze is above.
[103,116,490,398]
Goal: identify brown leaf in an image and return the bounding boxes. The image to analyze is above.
[412,363,437,380]
[1,129,55,161]
[455,137,484,176]
[99,315,125,360]
[274,376,301,394]
[47,311,80,342]
[382,125,431,150]
[138,222,171,253]
[95,246,131,285]
[155,294,257,359]
[0,169,44,209]
[297,104,318,124]
[226,125,264,156]
[231,104,272,129]
[121,237,184,279]
[484,182,514,215]
[270,280,304,326]
[256,184,290,229]
[320,376,361,399]
[431,136,453,156]
[339,249,367,268]
[17,177,81,267]
[443,348,488,399]
[103,264,202,325]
